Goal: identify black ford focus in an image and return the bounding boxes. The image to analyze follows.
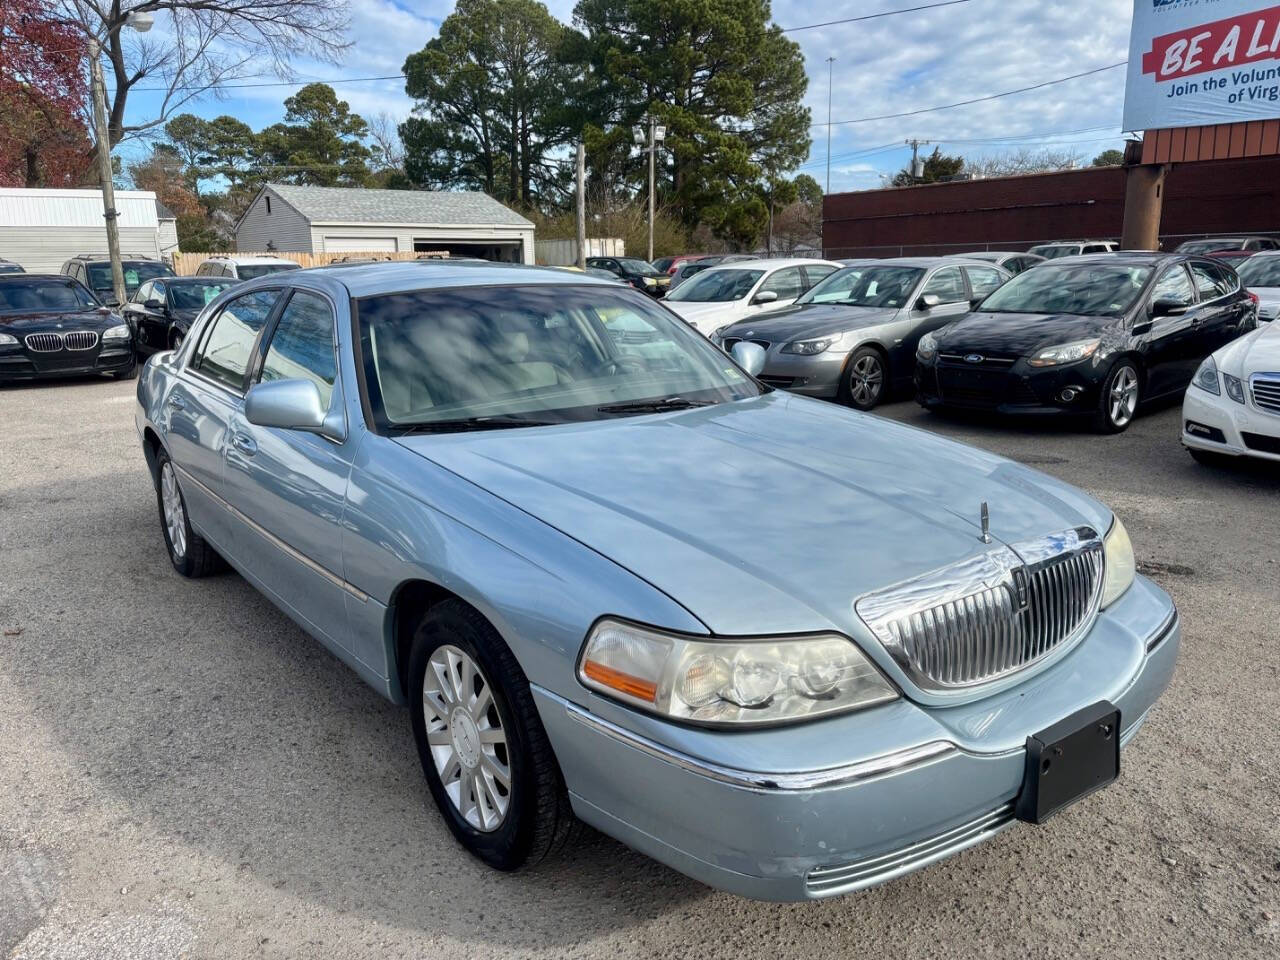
[0,275,137,383]
[915,253,1255,432]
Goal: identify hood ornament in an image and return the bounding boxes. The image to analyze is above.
[979,501,991,543]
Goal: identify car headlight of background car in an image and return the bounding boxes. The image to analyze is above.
[1191,355,1242,401]
[0,333,18,346]
[1028,338,1100,367]
[578,618,898,726]
[102,324,131,342]
[780,337,835,356]
[1101,517,1136,608]
[917,331,938,362]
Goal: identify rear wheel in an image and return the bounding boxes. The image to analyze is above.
[1093,360,1140,433]
[839,346,887,410]
[408,600,575,871]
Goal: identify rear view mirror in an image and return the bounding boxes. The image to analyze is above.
[752,290,779,305]
[916,293,941,310]
[731,341,767,377]
[1150,297,1188,318]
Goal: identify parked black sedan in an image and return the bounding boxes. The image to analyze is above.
[915,253,1255,432]
[123,276,235,355]
[0,275,136,382]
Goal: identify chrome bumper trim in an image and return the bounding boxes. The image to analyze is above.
[1146,609,1178,652]
[561,697,955,793]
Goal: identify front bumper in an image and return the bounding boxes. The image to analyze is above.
[1182,383,1280,462]
[536,575,1179,900]
[915,356,1104,416]
[0,342,135,381]
[710,337,847,398]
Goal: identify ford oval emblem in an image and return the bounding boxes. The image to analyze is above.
[964,353,984,364]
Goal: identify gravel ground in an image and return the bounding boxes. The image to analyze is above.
[1,377,1277,960]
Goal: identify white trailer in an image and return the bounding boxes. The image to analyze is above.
[0,188,165,274]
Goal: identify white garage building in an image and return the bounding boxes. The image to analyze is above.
[234,184,535,263]
[0,187,169,273]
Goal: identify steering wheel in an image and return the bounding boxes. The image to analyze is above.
[588,356,646,377]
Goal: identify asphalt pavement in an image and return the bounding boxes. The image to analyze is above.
[1,377,1277,959]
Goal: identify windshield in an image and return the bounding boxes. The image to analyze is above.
[87,261,173,293]
[1029,245,1080,260]
[169,281,233,310]
[1178,239,1244,254]
[0,279,98,313]
[615,258,661,276]
[238,263,301,279]
[1239,256,1280,287]
[797,265,924,308]
[355,284,763,431]
[978,263,1152,316]
[666,268,764,302]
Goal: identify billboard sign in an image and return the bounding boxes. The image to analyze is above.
[1123,1,1280,130]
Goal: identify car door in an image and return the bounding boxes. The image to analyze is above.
[221,288,355,655]
[1138,263,1200,396]
[124,281,151,346]
[163,288,282,550]
[1189,259,1250,350]
[140,280,170,350]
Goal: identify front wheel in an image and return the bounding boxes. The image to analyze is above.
[408,600,575,871]
[838,346,887,410]
[1093,360,1140,433]
[154,450,223,577]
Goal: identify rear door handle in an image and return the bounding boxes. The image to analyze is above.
[231,432,258,456]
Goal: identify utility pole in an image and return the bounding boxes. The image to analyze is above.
[825,57,835,195]
[575,142,586,269]
[633,118,666,262]
[905,139,931,183]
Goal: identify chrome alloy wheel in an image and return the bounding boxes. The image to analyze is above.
[1109,366,1138,428]
[160,461,187,559]
[849,353,884,405]
[423,645,511,832]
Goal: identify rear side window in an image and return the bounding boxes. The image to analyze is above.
[258,291,337,409]
[802,264,838,288]
[964,265,1005,299]
[191,290,279,391]
[1190,262,1233,299]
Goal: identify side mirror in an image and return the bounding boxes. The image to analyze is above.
[145,298,165,310]
[752,290,779,305]
[730,340,767,377]
[1150,297,1188,318]
[916,293,941,310]
[245,379,327,433]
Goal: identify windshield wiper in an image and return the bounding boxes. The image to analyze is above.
[396,415,556,434]
[597,396,715,414]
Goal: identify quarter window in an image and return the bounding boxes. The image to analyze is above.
[921,266,967,303]
[1151,265,1196,306]
[191,290,279,391]
[259,291,337,409]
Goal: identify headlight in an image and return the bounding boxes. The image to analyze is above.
[578,618,898,726]
[0,333,17,346]
[102,324,130,341]
[1028,338,1100,367]
[711,325,730,340]
[917,331,938,362]
[1191,355,1220,394]
[641,276,656,286]
[1101,517,1135,608]
[1223,372,1245,404]
[780,337,834,355]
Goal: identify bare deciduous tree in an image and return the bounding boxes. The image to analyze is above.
[963,148,1084,179]
[366,111,405,173]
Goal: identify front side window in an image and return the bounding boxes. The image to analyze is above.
[259,291,337,409]
[0,278,97,313]
[132,281,153,304]
[169,281,234,311]
[666,269,765,302]
[921,266,967,303]
[979,263,1154,317]
[1030,244,1080,260]
[758,267,805,301]
[964,265,1006,299]
[191,290,279,391]
[356,284,763,432]
[1151,265,1195,306]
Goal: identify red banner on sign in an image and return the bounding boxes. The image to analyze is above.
[1141,4,1280,81]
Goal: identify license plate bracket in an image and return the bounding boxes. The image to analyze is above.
[1015,700,1120,824]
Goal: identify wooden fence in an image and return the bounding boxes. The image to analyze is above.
[171,250,451,276]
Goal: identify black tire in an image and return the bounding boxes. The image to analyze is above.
[153,448,224,577]
[408,599,575,871]
[168,328,185,352]
[112,359,138,381]
[838,346,888,411]
[1092,360,1141,434]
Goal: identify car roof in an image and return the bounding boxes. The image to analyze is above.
[701,257,839,270]
[881,256,1006,267]
[0,272,80,283]
[208,255,298,265]
[166,275,228,283]
[290,260,619,299]
[1037,251,1186,267]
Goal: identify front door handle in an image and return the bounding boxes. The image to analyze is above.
[167,394,186,411]
[231,432,258,456]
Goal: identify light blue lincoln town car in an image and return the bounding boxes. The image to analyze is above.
[135,261,1179,900]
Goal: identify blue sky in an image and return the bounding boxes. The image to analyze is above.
[119,0,1137,193]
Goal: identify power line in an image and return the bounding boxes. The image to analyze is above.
[816,62,1127,128]
[132,73,404,93]
[781,1,974,33]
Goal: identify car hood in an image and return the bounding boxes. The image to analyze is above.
[0,308,119,332]
[1217,316,1280,374]
[936,311,1110,358]
[395,393,1111,636]
[719,304,899,342]
[169,308,201,326]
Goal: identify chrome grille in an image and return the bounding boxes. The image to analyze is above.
[856,527,1104,690]
[63,331,98,350]
[1251,373,1280,415]
[24,332,63,352]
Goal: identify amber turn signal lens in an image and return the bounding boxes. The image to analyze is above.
[582,659,658,703]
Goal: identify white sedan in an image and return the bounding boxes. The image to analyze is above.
[1182,317,1280,464]
[663,258,842,335]
[1238,251,1280,323]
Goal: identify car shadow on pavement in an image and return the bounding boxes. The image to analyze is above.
[0,477,713,950]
